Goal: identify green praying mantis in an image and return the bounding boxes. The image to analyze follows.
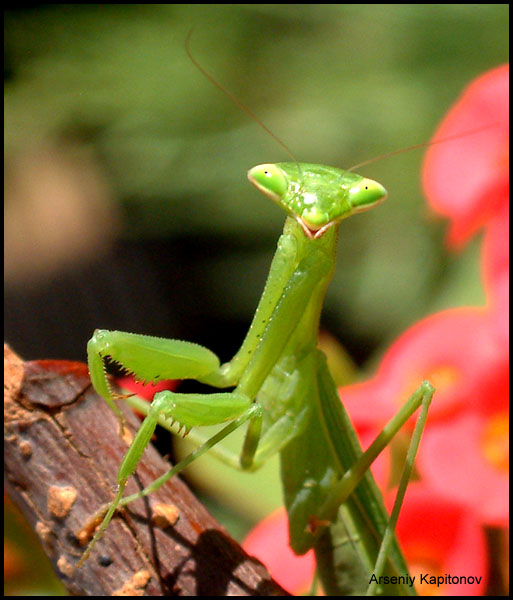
[77,39,437,596]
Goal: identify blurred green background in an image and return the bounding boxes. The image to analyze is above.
[4,4,508,595]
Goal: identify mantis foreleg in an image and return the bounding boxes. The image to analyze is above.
[78,389,260,567]
[87,330,222,434]
[80,232,332,562]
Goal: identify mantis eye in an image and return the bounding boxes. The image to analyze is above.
[348,177,387,213]
[247,163,288,200]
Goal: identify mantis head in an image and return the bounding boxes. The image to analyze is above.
[248,163,387,239]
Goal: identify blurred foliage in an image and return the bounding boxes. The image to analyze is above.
[5,4,508,351]
[4,4,508,595]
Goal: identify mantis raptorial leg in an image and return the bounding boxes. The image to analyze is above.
[78,36,436,595]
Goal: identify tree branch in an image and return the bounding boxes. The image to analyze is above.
[4,344,290,596]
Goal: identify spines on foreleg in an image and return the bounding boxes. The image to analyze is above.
[89,330,220,385]
[87,329,223,431]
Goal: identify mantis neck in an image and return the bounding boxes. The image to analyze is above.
[202,217,338,391]
[283,217,338,354]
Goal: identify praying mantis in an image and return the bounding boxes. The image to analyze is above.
[77,39,436,596]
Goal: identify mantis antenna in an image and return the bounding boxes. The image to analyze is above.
[185,29,303,179]
[346,123,497,172]
[332,123,498,190]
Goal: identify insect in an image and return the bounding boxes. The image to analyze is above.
[78,37,436,595]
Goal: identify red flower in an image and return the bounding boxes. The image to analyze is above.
[482,200,509,350]
[393,482,488,596]
[242,507,316,595]
[339,307,504,429]
[116,375,178,400]
[422,64,509,248]
[418,409,509,527]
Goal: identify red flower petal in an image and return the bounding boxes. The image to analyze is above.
[242,507,316,595]
[418,412,509,527]
[394,482,488,595]
[116,375,178,400]
[482,201,509,350]
[422,64,509,247]
[340,308,502,429]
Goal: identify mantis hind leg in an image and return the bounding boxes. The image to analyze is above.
[367,381,433,595]
[313,369,434,595]
[317,380,435,522]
